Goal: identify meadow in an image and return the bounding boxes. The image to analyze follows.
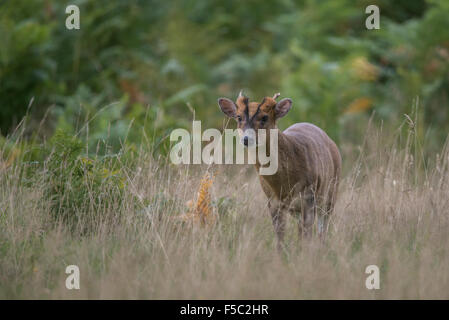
[1,110,449,299]
[1,0,449,299]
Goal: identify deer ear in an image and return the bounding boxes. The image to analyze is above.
[218,98,237,118]
[274,98,292,119]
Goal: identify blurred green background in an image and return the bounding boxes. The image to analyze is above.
[1,0,448,155]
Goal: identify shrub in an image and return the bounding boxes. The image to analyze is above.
[44,129,125,234]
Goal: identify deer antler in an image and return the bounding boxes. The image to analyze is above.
[238,90,244,98]
[273,92,280,100]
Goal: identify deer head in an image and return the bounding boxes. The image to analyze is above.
[218,91,292,147]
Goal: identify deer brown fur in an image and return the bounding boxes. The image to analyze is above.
[218,92,342,250]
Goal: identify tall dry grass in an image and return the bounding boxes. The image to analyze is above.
[1,115,449,299]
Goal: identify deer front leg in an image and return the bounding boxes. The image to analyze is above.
[268,200,286,252]
[317,200,333,240]
[300,192,316,239]
[317,211,329,240]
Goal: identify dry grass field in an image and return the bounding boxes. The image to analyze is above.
[1,117,449,299]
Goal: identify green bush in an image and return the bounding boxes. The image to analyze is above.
[44,129,125,234]
[1,0,448,154]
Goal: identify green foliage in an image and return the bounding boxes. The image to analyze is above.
[214,196,236,217]
[0,0,53,132]
[1,0,448,153]
[44,129,125,233]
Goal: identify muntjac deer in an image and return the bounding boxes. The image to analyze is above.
[218,92,342,249]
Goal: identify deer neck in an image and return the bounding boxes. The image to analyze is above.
[254,127,289,175]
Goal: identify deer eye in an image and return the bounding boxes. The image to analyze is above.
[261,115,269,123]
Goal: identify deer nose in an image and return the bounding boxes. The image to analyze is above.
[243,136,249,146]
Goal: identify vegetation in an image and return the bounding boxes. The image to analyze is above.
[1,0,449,298]
[2,116,449,298]
[1,0,449,152]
